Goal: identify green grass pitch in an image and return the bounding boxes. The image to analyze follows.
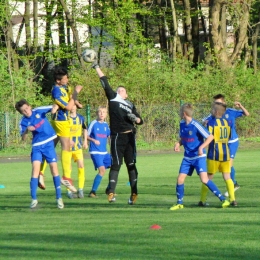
[0,149,259,259]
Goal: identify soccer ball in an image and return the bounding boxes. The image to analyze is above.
[82,49,97,63]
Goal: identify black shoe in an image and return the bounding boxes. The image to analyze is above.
[198,201,209,207]
[230,200,238,206]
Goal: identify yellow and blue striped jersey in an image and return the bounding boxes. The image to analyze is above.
[207,118,231,161]
[51,85,72,121]
[70,114,87,151]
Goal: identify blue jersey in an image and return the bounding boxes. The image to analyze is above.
[179,119,210,159]
[88,120,110,154]
[207,117,231,161]
[203,108,244,143]
[51,85,72,121]
[19,106,57,146]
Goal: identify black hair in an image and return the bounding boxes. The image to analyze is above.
[213,94,225,100]
[53,66,68,81]
[15,99,30,113]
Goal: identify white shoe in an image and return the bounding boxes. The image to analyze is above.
[57,198,64,209]
[60,177,77,192]
[30,199,38,209]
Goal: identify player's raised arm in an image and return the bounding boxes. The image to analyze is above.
[234,101,250,116]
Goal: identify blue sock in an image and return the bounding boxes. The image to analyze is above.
[30,177,38,200]
[206,180,226,201]
[231,166,236,184]
[53,176,62,199]
[176,184,184,204]
[92,174,103,192]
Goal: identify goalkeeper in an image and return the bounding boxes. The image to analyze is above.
[92,62,143,205]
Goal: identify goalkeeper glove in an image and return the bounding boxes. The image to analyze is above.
[92,60,99,69]
[127,113,137,123]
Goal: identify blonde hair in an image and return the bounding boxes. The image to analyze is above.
[211,102,226,117]
[180,103,193,117]
[96,106,107,113]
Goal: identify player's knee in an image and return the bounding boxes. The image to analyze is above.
[111,165,120,171]
[126,162,136,171]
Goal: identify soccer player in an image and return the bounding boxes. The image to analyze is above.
[170,104,229,211]
[87,106,111,198]
[50,66,83,192]
[203,94,249,195]
[15,99,64,209]
[199,102,236,206]
[66,104,88,199]
[92,62,143,204]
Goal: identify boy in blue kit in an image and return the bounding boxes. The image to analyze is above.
[170,103,229,211]
[203,94,249,195]
[15,99,64,209]
[87,106,111,198]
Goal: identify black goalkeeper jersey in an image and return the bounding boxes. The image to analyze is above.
[99,76,143,134]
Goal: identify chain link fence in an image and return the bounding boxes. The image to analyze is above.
[0,103,257,149]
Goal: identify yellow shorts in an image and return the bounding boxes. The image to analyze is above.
[207,159,230,174]
[72,149,83,162]
[51,120,71,137]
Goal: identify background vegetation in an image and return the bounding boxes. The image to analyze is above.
[0,1,260,149]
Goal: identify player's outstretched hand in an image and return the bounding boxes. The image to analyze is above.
[75,85,83,93]
[92,60,100,69]
[127,113,137,123]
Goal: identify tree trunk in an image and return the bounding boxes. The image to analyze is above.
[252,14,260,73]
[209,0,229,66]
[33,0,38,53]
[230,1,252,63]
[183,0,194,60]
[58,0,85,68]
[24,0,32,55]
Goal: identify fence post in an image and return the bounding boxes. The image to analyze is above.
[4,112,10,145]
[86,104,91,125]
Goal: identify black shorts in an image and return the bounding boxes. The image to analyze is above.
[110,132,136,166]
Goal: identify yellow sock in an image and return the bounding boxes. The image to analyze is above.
[200,183,209,203]
[226,179,235,201]
[61,150,72,179]
[78,168,85,189]
[40,160,48,175]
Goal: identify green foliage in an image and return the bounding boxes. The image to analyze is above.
[0,52,44,112]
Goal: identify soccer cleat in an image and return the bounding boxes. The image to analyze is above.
[88,191,97,198]
[67,191,77,199]
[197,201,209,207]
[225,182,241,197]
[108,193,116,203]
[170,204,184,211]
[230,200,238,206]
[38,172,45,190]
[128,193,138,205]
[60,177,77,192]
[78,189,84,199]
[234,183,240,192]
[57,198,64,209]
[221,200,230,208]
[30,199,38,209]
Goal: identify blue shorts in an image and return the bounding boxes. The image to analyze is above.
[31,141,57,163]
[90,153,111,170]
[179,157,207,176]
[228,141,239,159]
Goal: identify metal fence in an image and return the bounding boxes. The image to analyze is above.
[0,103,256,149]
